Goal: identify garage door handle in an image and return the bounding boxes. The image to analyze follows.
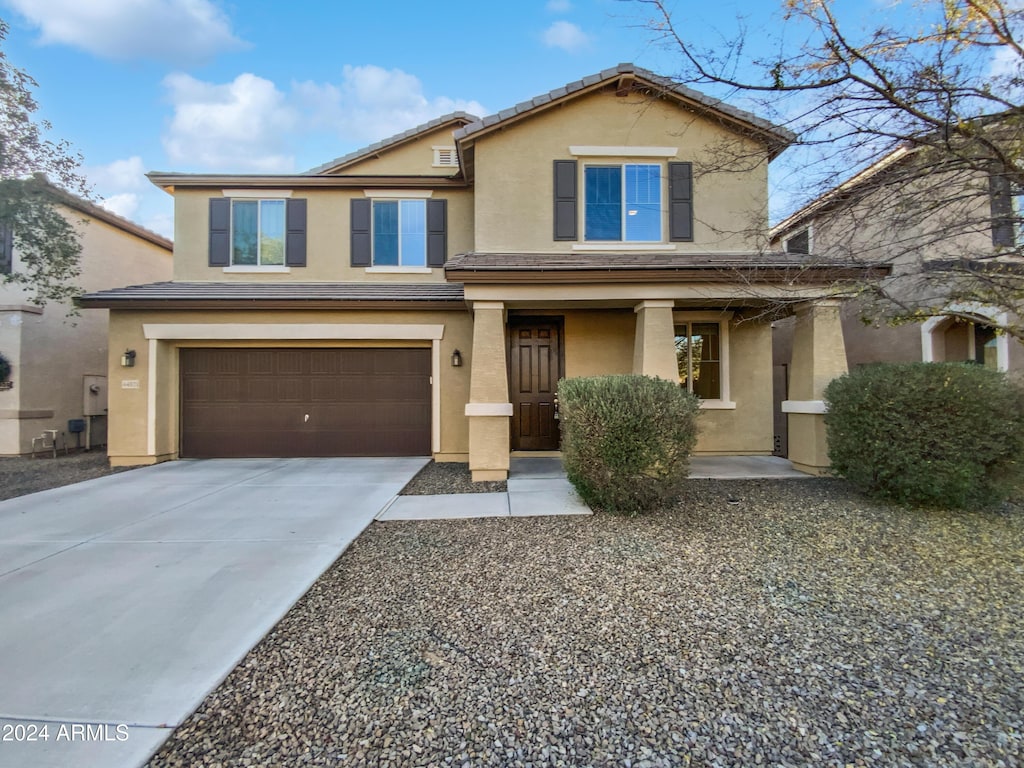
[304,414,310,423]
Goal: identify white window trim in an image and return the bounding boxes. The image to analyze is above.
[570,146,678,157]
[365,266,433,274]
[222,265,291,274]
[573,243,676,252]
[363,190,433,199]
[673,311,734,408]
[368,198,428,269]
[583,162,663,244]
[784,225,813,255]
[222,189,293,198]
[230,198,287,268]
[921,305,1009,372]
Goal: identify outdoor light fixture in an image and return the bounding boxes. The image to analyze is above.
[451,349,463,367]
[121,349,136,368]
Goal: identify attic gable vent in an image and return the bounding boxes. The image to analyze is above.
[433,146,459,168]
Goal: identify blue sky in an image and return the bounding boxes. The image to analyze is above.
[0,0,919,238]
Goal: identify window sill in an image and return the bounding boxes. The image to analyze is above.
[365,266,434,274]
[698,400,736,410]
[573,243,676,252]
[222,265,291,274]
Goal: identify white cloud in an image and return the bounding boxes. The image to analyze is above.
[162,72,297,172]
[4,0,245,64]
[546,0,573,12]
[144,211,174,239]
[87,156,147,191]
[294,65,487,144]
[542,21,591,53]
[98,192,141,220]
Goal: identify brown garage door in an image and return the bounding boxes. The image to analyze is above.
[180,348,431,458]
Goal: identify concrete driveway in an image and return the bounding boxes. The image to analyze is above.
[0,457,427,768]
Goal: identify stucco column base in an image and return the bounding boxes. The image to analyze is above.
[468,415,510,481]
[633,300,679,381]
[787,413,831,476]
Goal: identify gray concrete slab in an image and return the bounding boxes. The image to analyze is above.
[379,492,509,520]
[0,456,427,768]
[688,455,810,479]
[0,719,170,768]
[509,457,564,478]
[509,488,592,517]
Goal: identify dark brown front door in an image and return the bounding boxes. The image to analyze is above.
[509,318,562,451]
[180,348,431,458]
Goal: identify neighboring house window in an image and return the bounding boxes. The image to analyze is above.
[785,228,810,254]
[675,322,722,399]
[584,164,661,241]
[372,199,426,266]
[232,199,285,266]
[432,147,458,168]
[0,223,11,274]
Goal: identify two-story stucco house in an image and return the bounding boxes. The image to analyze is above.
[1,187,172,455]
[80,64,882,479]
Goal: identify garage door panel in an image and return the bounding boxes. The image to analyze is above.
[181,348,431,458]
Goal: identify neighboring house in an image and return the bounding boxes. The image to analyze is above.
[0,188,172,455]
[770,144,1024,371]
[80,64,883,479]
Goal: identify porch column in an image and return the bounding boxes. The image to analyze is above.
[466,301,512,482]
[783,299,847,475]
[632,300,679,381]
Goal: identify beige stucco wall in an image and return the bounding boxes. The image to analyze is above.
[172,187,473,283]
[105,308,473,465]
[0,207,172,455]
[325,125,463,176]
[471,90,769,254]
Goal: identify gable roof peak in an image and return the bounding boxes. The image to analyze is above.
[305,111,479,175]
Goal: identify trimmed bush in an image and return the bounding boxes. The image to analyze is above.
[559,374,701,515]
[0,352,9,382]
[824,362,1024,508]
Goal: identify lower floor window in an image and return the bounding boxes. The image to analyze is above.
[675,322,721,399]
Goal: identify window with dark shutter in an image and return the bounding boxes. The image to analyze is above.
[990,172,1016,247]
[668,162,693,242]
[285,198,307,267]
[426,198,447,267]
[208,198,231,267]
[553,160,578,241]
[0,223,12,274]
[351,198,372,266]
[785,229,810,254]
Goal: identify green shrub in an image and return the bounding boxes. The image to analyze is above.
[559,374,701,515]
[0,352,9,382]
[824,362,1024,508]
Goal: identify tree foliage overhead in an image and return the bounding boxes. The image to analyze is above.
[0,17,89,306]
[638,0,1024,339]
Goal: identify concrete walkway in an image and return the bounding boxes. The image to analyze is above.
[0,457,427,768]
[378,455,808,521]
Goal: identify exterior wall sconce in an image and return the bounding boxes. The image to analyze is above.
[451,349,463,367]
[121,349,137,368]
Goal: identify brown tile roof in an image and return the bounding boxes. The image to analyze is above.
[444,251,889,283]
[453,63,795,159]
[77,281,466,309]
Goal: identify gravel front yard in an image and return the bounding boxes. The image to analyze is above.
[149,478,1024,768]
[0,451,129,501]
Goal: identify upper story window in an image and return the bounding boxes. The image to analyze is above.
[785,228,810,254]
[584,164,661,242]
[372,199,426,266]
[232,199,285,266]
[0,223,12,275]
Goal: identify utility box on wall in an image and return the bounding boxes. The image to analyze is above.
[83,375,108,416]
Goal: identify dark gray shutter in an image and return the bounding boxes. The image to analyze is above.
[285,198,307,267]
[351,198,372,267]
[0,224,12,274]
[208,198,231,267]
[553,160,577,241]
[990,172,1015,247]
[669,162,694,242]
[426,198,447,267]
